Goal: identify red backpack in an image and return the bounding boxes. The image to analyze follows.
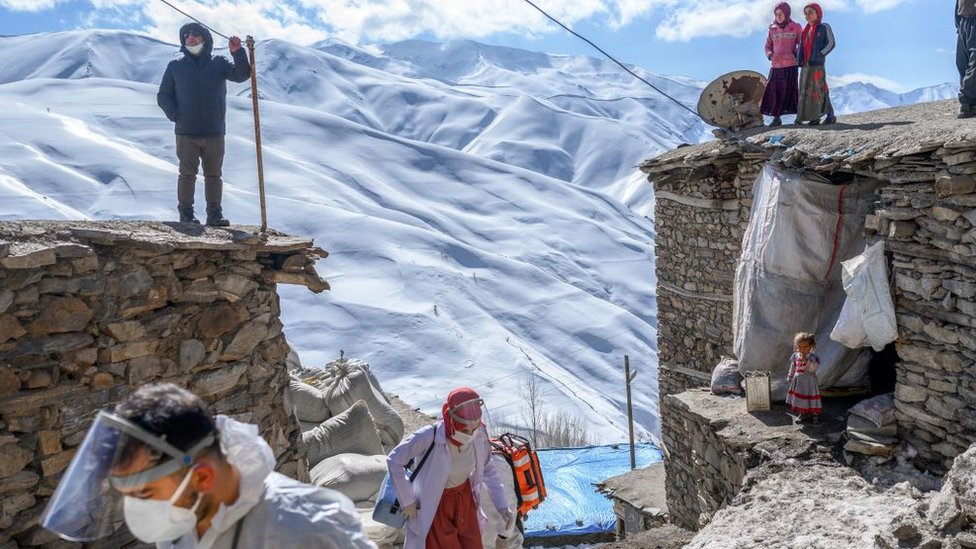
[490,433,547,516]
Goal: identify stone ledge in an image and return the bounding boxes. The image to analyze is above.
[0,221,330,293]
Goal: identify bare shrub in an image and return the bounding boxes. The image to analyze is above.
[516,372,590,448]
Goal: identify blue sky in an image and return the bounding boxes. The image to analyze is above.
[0,0,956,92]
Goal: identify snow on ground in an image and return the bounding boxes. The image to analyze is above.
[685,454,942,549]
[0,30,954,442]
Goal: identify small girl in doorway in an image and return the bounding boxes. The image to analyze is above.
[796,3,837,125]
[786,332,822,423]
[760,3,803,127]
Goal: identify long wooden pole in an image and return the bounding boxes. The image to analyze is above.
[246,36,268,233]
[625,355,636,470]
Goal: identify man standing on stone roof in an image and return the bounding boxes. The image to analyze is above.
[958,0,976,118]
[157,22,250,226]
[40,383,376,549]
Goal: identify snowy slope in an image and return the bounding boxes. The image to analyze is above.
[0,30,953,443]
[0,75,659,442]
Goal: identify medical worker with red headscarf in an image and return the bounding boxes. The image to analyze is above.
[387,388,514,549]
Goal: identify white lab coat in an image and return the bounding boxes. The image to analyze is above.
[387,421,508,549]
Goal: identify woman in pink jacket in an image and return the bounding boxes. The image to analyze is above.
[388,387,513,549]
[760,2,803,127]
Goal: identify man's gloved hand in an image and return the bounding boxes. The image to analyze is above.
[229,36,242,53]
[402,502,418,520]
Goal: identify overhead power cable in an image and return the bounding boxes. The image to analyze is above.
[517,0,703,121]
[157,0,230,40]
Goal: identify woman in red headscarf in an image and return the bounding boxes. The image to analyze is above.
[386,387,513,549]
[760,3,803,127]
[796,3,837,125]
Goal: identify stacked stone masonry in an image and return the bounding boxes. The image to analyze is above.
[883,171,976,470]
[0,221,329,548]
[659,391,750,531]
[646,149,763,398]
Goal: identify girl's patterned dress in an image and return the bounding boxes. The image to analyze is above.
[786,352,822,414]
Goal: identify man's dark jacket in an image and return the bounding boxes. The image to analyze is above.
[157,23,250,136]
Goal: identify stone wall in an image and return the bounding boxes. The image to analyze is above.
[645,153,762,398]
[0,222,328,548]
[659,390,750,531]
[880,171,976,470]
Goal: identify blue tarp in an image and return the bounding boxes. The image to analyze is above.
[523,442,663,538]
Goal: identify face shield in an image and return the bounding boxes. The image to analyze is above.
[40,411,214,542]
[447,397,486,429]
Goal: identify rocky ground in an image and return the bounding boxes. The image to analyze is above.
[682,443,976,549]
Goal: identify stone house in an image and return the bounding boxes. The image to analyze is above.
[641,100,976,529]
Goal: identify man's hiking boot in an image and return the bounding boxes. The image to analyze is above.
[769,116,782,127]
[206,209,230,227]
[959,103,976,119]
[178,207,200,224]
[823,113,837,125]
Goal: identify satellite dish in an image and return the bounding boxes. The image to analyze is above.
[697,70,768,132]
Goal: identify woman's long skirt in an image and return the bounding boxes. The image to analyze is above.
[760,65,799,117]
[426,480,482,549]
[786,372,822,414]
[797,63,833,123]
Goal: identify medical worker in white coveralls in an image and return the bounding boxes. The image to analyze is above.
[40,383,376,549]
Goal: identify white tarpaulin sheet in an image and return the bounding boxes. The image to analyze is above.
[733,163,879,400]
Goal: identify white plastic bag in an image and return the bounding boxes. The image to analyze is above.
[710,357,744,395]
[840,242,897,352]
[830,294,869,349]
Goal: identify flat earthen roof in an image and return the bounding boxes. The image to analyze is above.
[642,100,976,177]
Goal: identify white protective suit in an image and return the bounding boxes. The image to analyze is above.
[161,416,376,549]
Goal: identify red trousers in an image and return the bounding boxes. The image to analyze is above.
[426,480,481,549]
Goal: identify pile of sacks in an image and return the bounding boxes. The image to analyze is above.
[286,356,406,547]
[845,393,898,457]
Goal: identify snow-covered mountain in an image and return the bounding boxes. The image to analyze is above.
[0,30,953,442]
[830,81,956,115]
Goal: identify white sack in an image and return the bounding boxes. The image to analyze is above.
[301,400,384,468]
[323,359,404,449]
[288,375,331,423]
[840,241,898,352]
[310,453,388,503]
[830,294,870,349]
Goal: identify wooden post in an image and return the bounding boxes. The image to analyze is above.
[625,355,637,470]
[246,36,268,233]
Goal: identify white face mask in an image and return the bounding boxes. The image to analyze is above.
[185,43,204,56]
[123,467,202,543]
[452,430,475,447]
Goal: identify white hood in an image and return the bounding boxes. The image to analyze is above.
[167,415,275,549]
